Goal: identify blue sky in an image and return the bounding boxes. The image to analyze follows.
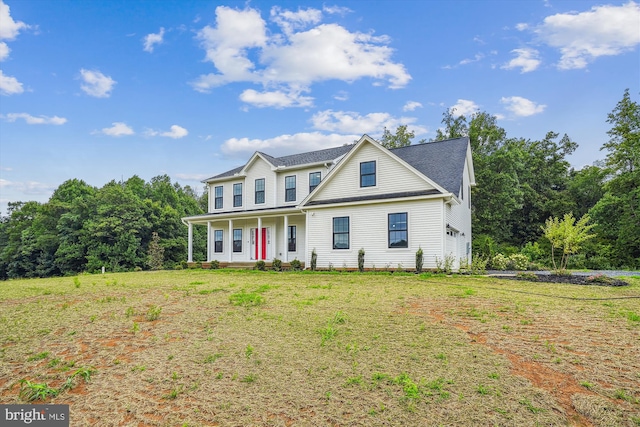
[1,0,639,215]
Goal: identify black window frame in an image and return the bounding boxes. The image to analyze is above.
[309,172,321,193]
[233,183,242,207]
[255,178,265,204]
[214,186,223,210]
[388,212,408,248]
[288,225,296,252]
[233,228,242,252]
[332,216,350,250]
[285,175,296,202]
[360,161,376,187]
[214,229,223,253]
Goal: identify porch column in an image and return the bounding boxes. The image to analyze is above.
[283,215,289,262]
[207,221,212,262]
[228,219,233,263]
[187,222,193,263]
[257,217,262,260]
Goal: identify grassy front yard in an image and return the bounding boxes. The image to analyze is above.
[1,270,639,426]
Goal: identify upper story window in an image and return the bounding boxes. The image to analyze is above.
[333,216,349,250]
[255,178,265,204]
[388,213,408,248]
[214,186,223,210]
[309,172,321,193]
[233,183,242,207]
[360,161,376,187]
[285,175,296,202]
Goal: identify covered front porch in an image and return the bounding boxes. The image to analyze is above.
[182,207,307,265]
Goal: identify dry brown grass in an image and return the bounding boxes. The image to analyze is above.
[0,270,639,426]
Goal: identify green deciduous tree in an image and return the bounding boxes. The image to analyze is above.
[379,125,424,148]
[542,213,596,273]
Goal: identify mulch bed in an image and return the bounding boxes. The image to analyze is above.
[493,273,630,287]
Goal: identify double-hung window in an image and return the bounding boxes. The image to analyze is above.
[388,213,408,248]
[288,225,296,252]
[333,217,349,249]
[255,178,265,204]
[214,230,223,253]
[360,161,376,187]
[233,183,242,207]
[214,186,223,209]
[233,229,242,252]
[285,176,296,202]
[309,172,321,193]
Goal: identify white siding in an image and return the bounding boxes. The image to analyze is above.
[244,158,274,210]
[306,199,444,270]
[276,167,328,206]
[311,143,434,203]
[444,159,473,268]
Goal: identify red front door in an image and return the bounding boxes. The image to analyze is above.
[254,228,267,260]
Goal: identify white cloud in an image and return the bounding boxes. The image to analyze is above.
[239,88,313,108]
[502,48,541,73]
[450,99,479,117]
[221,132,359,156]
[79,69,116,98]
[192,6,410,99]
[143,27,165,52]
[500,96,546,117]
[2,113,67,125]
[333,91,349,101]
[311,109,427,136]
[0,41,9,61]
[0,178,55,195]
[161,125,188,139]
[459,53,484,65]
[0,69,23,95]
[403,101,423,112]
[533,1,640,69]
[270,6,322,35]
[0,0,29,41]
[100,122,134,137]
[145,125,189,139]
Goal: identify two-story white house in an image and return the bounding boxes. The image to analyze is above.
[182,134,475,270]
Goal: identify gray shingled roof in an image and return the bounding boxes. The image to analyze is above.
[205,137,469,195]
[390,137,469,195]
[206,144,355,181]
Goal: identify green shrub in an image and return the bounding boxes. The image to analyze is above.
[415,247,424,273]
[566,254,587,269]
[272,258,282,271]
[491,253,509,270]
[471,256,488,274]
[521,241,545,261]
[173,264,183,270]
[458,257,471,274]
[210,260,220,270]
[290,258,302,271]
[358,248,365,272]
[311,249,317,271]
[509,254,529,271]
[254,260,266,271]
[585,256,612,270]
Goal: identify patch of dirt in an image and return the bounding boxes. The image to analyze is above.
[407,299,638,427]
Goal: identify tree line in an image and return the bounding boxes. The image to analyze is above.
[0,175,207,279]
[383,89,639,269]
[0,90,638,278]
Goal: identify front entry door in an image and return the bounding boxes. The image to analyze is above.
[251,228,268,260]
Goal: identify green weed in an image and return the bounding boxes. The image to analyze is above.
[17,380,59,401]
[520,398,545,414]
[27,352,49,362]
[146,305,162,321]
[229,291,264,307]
